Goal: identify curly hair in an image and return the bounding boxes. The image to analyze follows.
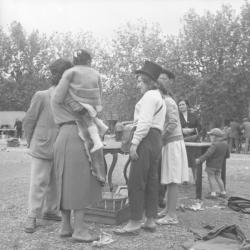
[73,49,92,65]
[49,59,72,86]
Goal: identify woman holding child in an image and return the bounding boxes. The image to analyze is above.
[51,50,104,242]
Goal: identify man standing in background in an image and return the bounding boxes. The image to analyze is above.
[14,118,23,140]
[23,59,72,233]
[241,117,250,153]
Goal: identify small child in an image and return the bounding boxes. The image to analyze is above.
[64,49,108,153]
[195,128,230,199]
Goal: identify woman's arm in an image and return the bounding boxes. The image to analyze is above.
[23,92,43,146]
[162,100,178,139]
[196,144,216,164]
[53,69,74,104]
[131,91,159,146]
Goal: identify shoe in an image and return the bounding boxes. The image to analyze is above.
[43,212,62,221]
[141,224,156,233]
[72,234,100,243]
[156,216,178,225]
[90,143,104,153]
[24,217,36,233]
[113,227,140,236]
[59,229,73,238]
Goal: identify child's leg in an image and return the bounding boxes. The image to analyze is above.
[214,171,226,194]
[82,114,103,153]
[94,117,108,137]
[206,170,217,196]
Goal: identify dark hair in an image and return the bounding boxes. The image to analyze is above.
[73,49,92,65]
[224,119,230,126]
[177,99,189,107]
[49,59,72,86]
[137,74,158,90]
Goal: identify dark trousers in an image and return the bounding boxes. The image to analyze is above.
[16,129,22,139]
[128,128,162,220]
[229,137,240,153]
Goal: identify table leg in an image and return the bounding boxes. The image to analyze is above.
[221,158,226,188]
[107,153,118,192]
[123,157,131,184]
[104,157,108,174]
[196,163,202,199]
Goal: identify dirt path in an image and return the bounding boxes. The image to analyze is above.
[0,148,250,250]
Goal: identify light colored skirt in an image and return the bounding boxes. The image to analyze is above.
[161,140,189,184]
[54,124,101,210]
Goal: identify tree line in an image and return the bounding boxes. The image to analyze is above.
[0,2,250,129]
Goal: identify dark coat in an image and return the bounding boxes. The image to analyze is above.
[179,111,201,137]
[198,140,230,170]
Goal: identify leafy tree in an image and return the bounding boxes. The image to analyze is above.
[177,5,250,127]
[101,21,168,121]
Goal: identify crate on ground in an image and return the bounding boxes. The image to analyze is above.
[84,186,130,225]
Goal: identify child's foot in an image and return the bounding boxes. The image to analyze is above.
[99,125,109,138]
[90,142,104,153]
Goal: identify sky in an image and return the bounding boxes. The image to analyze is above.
[0,0,246,39]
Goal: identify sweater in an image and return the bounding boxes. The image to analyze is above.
[198,140,230,170]
[179,111,201,137]
[51,71,82,125]
[131,89,166,146]
[162,95,183,145]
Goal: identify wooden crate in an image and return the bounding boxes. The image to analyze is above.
[84,204,130,225]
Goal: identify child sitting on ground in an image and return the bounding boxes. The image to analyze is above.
[195,128,230,199]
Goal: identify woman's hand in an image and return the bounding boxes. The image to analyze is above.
[129,144,139,161]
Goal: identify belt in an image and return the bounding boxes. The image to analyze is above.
[59,120,77,127]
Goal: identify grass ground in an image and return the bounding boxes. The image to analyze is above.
[0,142,250,250]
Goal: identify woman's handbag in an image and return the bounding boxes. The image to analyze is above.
[121,103,163,154]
